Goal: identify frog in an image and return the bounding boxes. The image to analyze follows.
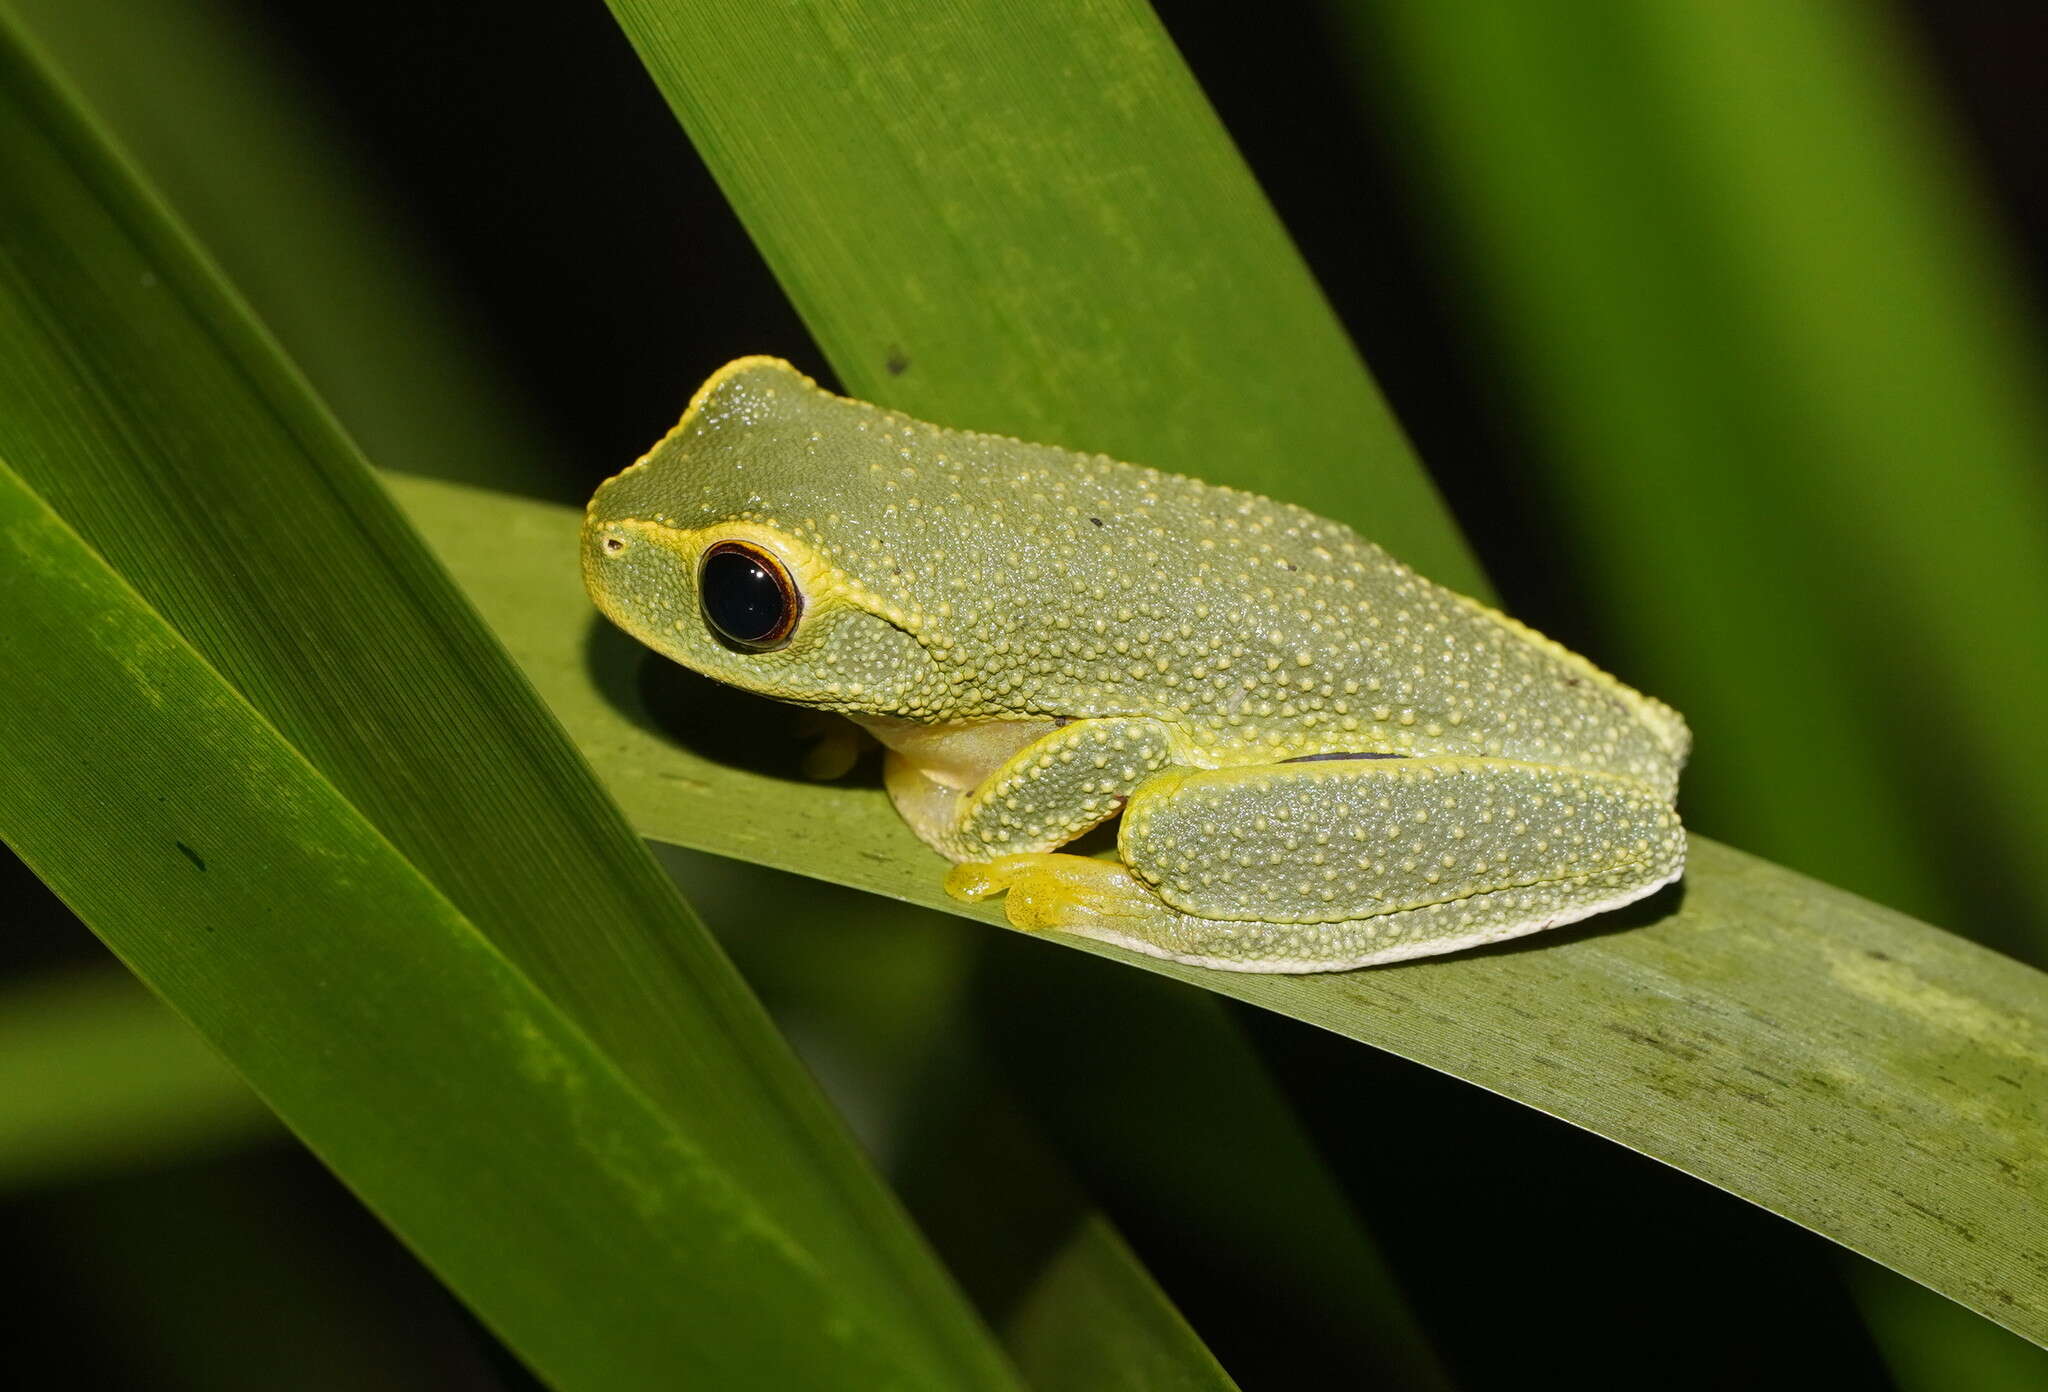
[583,357,1688,972]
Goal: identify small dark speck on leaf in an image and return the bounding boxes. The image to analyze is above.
[1864,948,1893,962]
[884,347,910,376]
[1565,676,1581,687]
[1089,517,1104,527]
[1605,1021,1698,1060]
[175,841,207,872]
[1901,1196,1978,1243]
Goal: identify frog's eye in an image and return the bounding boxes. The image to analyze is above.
[699,541,801,651]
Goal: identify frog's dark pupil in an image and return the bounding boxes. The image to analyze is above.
[700,545,795,649]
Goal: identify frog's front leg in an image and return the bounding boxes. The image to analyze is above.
[887,716,1182,862]
[950,756,1684,972]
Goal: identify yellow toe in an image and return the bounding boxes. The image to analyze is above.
[942,853,1159,933]
[944,862,1006,901]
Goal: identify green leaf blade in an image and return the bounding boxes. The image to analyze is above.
[0,20,1013,1388]
[0,971,275,1191]
[0,464,895,1388]
[1005,1216,1241,1392]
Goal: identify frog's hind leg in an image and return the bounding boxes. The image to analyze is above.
[955,756,1683,972]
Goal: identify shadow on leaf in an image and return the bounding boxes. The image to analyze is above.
[580,614,883,786]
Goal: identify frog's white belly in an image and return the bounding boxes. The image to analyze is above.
[847,712,1061,790]
[847,713,1067,854]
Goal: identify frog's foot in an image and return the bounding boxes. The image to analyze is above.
[945,853,1164,934]
[793,711,870,781]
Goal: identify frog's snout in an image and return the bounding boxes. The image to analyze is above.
[584,526,632,593]
[578,516,635,596]
[579,516,693,633]
[583,517,685,573]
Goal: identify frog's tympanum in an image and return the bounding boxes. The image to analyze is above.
[584,358,1688,972]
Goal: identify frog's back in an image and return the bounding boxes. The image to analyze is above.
[1050,462,1691,798]
[616,359,1686,796]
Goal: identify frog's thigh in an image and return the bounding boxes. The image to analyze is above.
[917,716,1179,862]
[1109,757,1684,970]
[952,757,1683,972]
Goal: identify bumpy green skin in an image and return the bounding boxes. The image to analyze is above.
[585,358,1689,971]
[1111,758,1683,970]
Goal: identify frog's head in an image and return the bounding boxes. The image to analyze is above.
[582,357,961,716]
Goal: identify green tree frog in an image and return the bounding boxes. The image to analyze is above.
[584,358,1688,972]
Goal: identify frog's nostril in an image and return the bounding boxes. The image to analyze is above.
[602,536,626,555]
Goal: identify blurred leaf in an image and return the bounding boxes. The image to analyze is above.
[1005,1216,1240,1392]
[1335,0,2048,1371]
[1338,0,2048,959]
[960,939,1451,1389]
[391,469,2048,1348]
[674,843,1443,1390]
[1,0,561,495]
[664,846,1254,1388]
[0,971,275,1190]
[0,972,458,1386]
[30,1152,475,1392]
[0,21,1012,1389]
[1849,1259,2048,1392]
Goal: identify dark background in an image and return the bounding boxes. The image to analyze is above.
[6,3,2043,1387]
